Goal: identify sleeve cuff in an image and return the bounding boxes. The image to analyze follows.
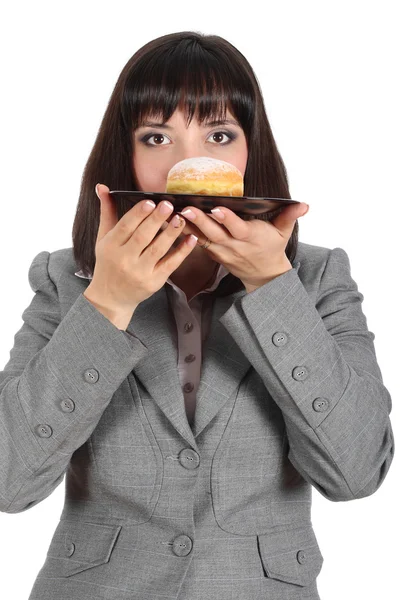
[19,292,149,419]
[219,268,349,429]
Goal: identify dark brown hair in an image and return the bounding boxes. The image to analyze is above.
[72,31,298,296]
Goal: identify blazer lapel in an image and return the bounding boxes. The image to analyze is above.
[75,260,301,449]
[124,286,197,447]
[125,282,250,447]
[192,259,301,438]
[193,260,300,437]
[191,289,251,438]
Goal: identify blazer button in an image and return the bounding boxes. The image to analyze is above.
[312,397,330,412]
[66,542,75,557]
[292,366,308,381]
[183,382,194,393]
[34,424,53,438]
[60,398,75,412]
[172,534,193,557]
[272,332,288,346]
[297,550,307,564]
[83,368,99,383]
[178,448,200,470]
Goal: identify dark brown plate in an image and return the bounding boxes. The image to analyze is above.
[109,190,299,218]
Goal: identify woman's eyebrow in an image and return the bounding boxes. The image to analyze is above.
[204,119,240,127]
[136,118,240,130]
[138,121,173,130]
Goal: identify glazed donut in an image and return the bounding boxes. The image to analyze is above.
[165,156,244,196]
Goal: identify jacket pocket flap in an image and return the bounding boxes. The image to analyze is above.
[46,520,122,577]
[257,525,324,587]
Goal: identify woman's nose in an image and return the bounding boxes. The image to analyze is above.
[174,151,209,162]
[168,152,211,175]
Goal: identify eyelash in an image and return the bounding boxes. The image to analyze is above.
[139,130,237,147]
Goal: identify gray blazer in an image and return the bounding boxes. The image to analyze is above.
[0,241,394,600]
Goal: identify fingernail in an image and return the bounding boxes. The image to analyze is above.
[160,201,174,214]
[95,184,101,200]
[210,208,225,219]
[172,214,185,228]
[181,208,196,220]
[187,234,198,247]
[143,200,156,212]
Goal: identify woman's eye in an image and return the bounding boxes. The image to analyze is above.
[207,131,235,145]
[141,133,171,146]
[140,130,236,147]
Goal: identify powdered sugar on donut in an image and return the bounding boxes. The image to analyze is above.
[167,156,242,180]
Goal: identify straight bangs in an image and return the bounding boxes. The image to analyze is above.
[121,40,255,139]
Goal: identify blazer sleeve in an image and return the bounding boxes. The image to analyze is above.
[0,250,149,514]
[219,246,394,502]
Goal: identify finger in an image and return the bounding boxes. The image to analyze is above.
[200,206,250,240]
[95,183,118,243]
[155,214,204,257]
[160,213,200,239]
[180,206,241,243]
[271,202,309,238]
[156,231,199,276]
[122,200,174,249]
[141,211,188,265]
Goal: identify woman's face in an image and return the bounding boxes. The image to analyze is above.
[132,107,248,192]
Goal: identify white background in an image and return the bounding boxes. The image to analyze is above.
[0,1,398,598]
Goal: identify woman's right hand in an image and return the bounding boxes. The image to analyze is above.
[83,183,198,329]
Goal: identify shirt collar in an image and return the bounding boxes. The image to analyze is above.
[75,260,301,291]
[74,262,231,293]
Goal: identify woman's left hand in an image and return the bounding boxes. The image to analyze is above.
[180,202,309,292]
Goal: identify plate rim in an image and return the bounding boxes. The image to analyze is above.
[109,190,298,202]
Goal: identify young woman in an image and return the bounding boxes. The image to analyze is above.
[0,31,394,600]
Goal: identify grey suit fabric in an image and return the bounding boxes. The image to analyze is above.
[0,241,394,600]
